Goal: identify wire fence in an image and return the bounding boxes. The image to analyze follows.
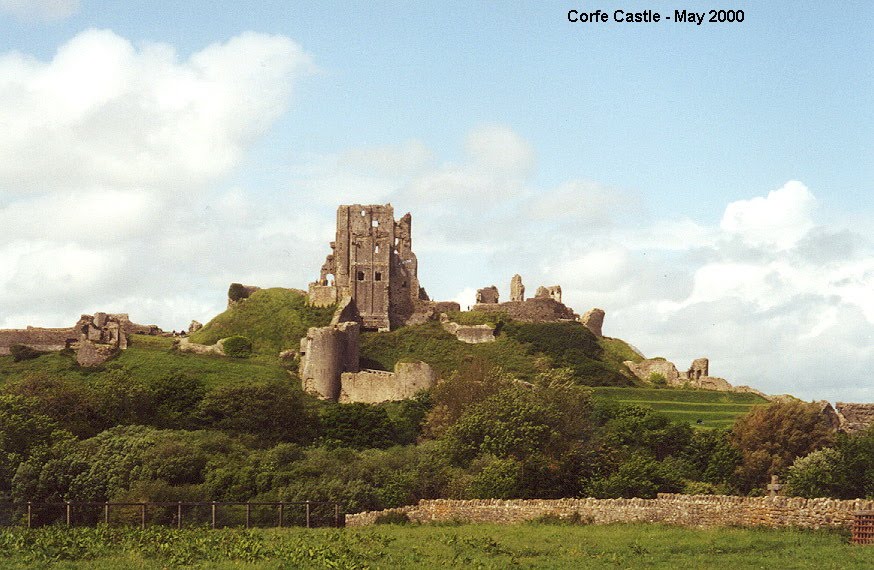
[0,501,344,529]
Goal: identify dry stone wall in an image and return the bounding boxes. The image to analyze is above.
[346,494,874,529]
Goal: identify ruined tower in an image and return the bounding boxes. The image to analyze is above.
[310,204,424,330]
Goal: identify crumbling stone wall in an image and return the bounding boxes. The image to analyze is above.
[0,327,76,355]
[510,274,525,302]
[835,403,874,433]
[625,357,734,392]
[687,358,709,380]
[580,308,605,337]
[473,298,577,322]
[339,361,437,403]
[0,313,131,367]
[475,286,499,304]
[346,494,874,529]
[74,312,130,367]
[440,316,496,344]
[535,285,562,303]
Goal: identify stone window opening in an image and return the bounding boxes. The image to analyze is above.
[402,280,407,288]
[375,272,382,281]
[360,209,366,216]
[357,271,365,281]
[374,245,379,253]
[372,219,379,227]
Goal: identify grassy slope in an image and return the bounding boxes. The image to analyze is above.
[0,334,289,389]
[189,288,335,355]
[593,386,768,429]
[0,524,863,569]
[359,321,540,380]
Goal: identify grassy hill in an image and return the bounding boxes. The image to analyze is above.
[359,320,635,387]
[592,386,768,429]
[189,288,335,355]
[0,334,290,390]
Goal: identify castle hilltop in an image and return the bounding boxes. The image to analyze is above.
[1,202,872,432]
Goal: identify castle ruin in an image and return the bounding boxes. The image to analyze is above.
[0,312,139,367]
[309,204,428,330]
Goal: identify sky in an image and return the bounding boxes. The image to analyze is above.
[0,1,871,401]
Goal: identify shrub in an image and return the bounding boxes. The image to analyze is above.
[9,344,45,362]
[227,283,250,302]
[648,372,667,387]
[222,336,252,358]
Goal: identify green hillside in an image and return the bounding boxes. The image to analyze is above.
[0,334,290,390]
[592,387,768,429]
[189,288,335,354]
[360,320,633,387]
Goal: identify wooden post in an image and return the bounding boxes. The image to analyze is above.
[278,503,284,528]
[334,504,340,528]
[26,502,31,529]
[104,502,109,525]
[140,503,146,530]
[177,502,182,529]
[211,503,216,529]
[305,501,311,528]
[66,502,71,527]
[245,503,251,529]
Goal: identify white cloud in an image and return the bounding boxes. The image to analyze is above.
[720,181,816,250]
[0,0,78,21]
[0,29,313,193]
[0,29,314,329]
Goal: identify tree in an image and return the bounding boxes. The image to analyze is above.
[441,386,559,465]
[318,403,398,450]
[197,380,317,444]
[785,447,844,498]
[731,400,834,493]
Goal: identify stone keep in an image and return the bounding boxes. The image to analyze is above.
[310,204,424,330]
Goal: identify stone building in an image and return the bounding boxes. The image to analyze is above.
[309,204,426,330]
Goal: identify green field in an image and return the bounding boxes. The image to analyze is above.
[592,387,768,429]
[0,523,864,569]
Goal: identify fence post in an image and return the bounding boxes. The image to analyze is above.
[306,501,311,528]
[66,502,71,527]
[211,503,216,529]
[245,503,251,529]
[104,502,109,525]
[177,502,182,530]
[334,504,340,528]
[140,503,146,530]
[278,503,284,528]
[26,502,31,529]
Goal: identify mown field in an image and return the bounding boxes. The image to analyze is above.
[0,523,865,569]
[592,387,768,429]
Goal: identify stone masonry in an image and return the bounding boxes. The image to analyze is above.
[509,274,525,302]
[0,312,132,367]
[346,494,874,529]
[309,204,426,330]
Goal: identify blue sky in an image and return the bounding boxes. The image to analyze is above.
[0,1,871,401]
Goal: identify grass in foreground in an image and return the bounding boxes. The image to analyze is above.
[0,523,866,569]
